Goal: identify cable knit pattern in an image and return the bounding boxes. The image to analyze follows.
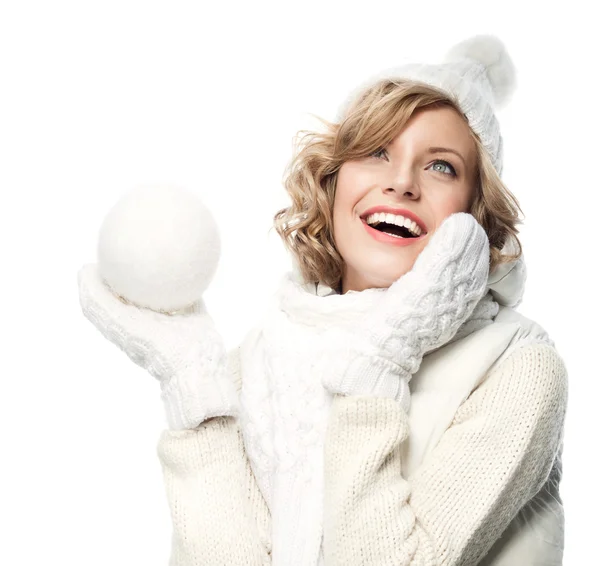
[448,292,499,345]
[237,258,498,566]
[321,213,490,407]
[323,342,568,566]
[238,280,387,566]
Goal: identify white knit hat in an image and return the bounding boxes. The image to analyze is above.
[335,34,517,177]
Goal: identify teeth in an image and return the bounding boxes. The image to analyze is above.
[365,212,422,236]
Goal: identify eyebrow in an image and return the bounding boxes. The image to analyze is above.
[428,146,466,166]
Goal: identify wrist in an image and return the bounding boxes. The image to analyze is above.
[160,341,240,430]
[322,352,411,413]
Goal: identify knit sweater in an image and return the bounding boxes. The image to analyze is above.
[158,340,567,566]
[156,258,568,565]
[322,345,567,565]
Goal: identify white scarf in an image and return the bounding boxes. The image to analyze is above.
[237,262,511,565]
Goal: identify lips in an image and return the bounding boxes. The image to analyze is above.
[359,205,428,234]
[361,218,427,247]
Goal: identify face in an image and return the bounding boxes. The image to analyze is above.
[333,105,478,294]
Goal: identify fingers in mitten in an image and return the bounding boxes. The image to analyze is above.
[409,214,466,278]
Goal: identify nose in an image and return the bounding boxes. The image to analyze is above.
[385,186,419,199]
[384,170,420,199]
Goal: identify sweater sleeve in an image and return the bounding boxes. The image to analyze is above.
[322,341,568,566]
[156,346,272,566]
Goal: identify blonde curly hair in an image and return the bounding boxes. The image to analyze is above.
[272,79,523,292]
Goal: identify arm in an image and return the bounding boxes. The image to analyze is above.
[157,347,272,566]
[78,254,271,560]
[322,342,568,566]
[157,418,272,566]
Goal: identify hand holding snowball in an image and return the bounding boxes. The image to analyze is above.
[77,185,239,430]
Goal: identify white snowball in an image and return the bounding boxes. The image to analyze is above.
[97,184,221,313]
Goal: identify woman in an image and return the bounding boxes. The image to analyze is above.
[78,34,568,565]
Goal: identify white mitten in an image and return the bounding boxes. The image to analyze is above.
[321,212,490,412]
[78,263,240,430]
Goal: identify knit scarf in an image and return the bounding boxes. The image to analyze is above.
[237,269,503,566]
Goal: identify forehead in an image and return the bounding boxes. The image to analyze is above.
[389,105,475,154]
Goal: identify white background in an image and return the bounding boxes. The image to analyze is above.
[0,1,596,564]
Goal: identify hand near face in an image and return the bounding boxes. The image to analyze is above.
[372,211,490,357]
[321,213,490,410]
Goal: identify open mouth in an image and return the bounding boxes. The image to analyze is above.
[367,220,420,239]
[361,217,427,245]
[359,208,428,239]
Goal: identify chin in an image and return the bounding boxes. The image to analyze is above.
[375,267,412,287]
[374,253,418,282]
[338,233,423,291]
[345,261,414,291]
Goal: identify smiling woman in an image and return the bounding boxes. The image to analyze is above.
[273,76,523,294]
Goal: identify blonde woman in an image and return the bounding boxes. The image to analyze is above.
[78,35,568,565]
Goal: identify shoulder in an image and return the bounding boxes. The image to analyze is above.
[495,341,568,395]
[454,341,568,436]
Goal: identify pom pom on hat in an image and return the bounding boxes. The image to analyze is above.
[444,34,517,108]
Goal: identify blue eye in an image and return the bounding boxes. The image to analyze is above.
[370,148,388,160]
[369,149,457,178]
[430,160,457,177]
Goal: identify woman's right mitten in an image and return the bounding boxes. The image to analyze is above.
[77,263,240,430]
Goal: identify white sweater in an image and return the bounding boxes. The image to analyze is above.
[156,257,568,565]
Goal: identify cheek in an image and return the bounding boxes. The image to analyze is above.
[332,192,351,250]
[333,169,363,227]
[431,190,472,224]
